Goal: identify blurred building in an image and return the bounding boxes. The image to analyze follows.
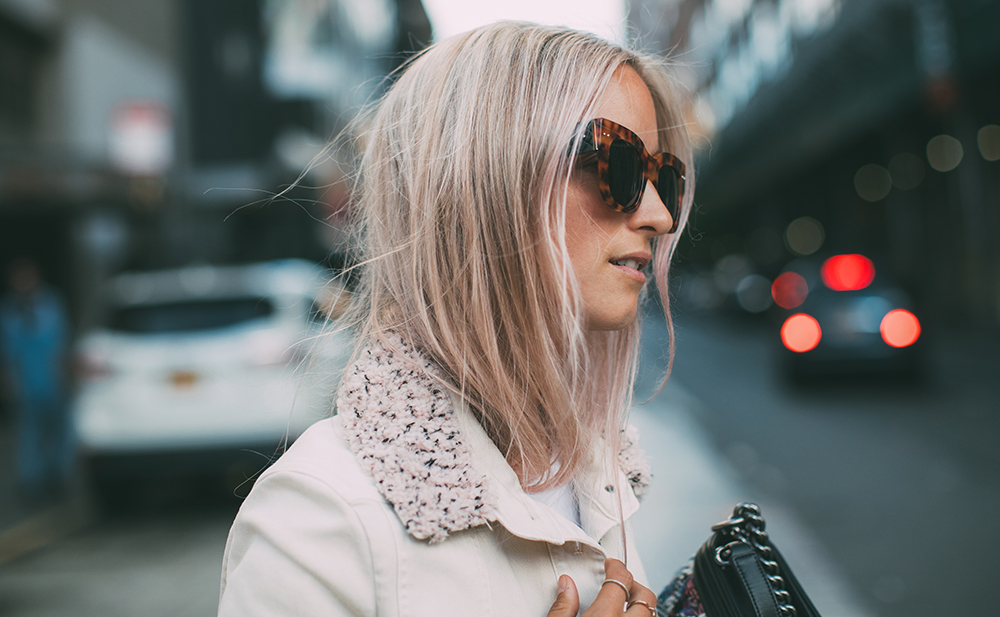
[0,0,430,328]
[632,0,1000,329]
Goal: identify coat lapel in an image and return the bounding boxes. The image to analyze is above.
[336,335,651,544]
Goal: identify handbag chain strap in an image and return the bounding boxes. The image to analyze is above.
[710,503,798,617]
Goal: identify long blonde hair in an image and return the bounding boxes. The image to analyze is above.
[341,22,693,490]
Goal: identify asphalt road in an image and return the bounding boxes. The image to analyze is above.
[645,311,1000,617]
[0,500,235,617]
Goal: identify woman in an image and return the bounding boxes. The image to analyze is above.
[218,21,692,617]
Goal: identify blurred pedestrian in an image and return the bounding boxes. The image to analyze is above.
[0,258,74,500]
[219,22,692,617]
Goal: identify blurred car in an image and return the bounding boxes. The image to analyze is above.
[772,254,923,380]
[73,260,353,495]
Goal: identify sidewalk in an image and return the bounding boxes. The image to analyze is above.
[0,421,92,565]
[0,419,41,531]
[629,384,875,617]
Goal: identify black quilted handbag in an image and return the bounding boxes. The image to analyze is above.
[658,503,822,617]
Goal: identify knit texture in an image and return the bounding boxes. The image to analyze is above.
[337,334,652,543]
[337,334,497,543]
[619,424,653,500]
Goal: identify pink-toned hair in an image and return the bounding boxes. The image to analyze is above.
[340,21,693,489]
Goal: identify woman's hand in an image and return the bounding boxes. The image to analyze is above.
[547,559,658,617]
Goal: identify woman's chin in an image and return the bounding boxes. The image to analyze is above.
[584,306,639,331]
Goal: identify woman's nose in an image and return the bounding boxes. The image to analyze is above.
[629,180,674,237]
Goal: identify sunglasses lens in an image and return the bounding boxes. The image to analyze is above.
[656,166,680,219]
[608,139,642,209]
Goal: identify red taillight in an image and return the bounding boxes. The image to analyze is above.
[880,309,921,347]
[781,314,822,353]
[772,272,809,309]
[821,254,875,291]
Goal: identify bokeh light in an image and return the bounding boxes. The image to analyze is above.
[880,309,921,347]
[736,274,773,313]
[887,152,925,190]
[746,226,784,265]
[821,254,875,291]
[854,163,892,202]
[785,216,824,256]
[978,124,1000,162]
[677,272,724,312]
[713,253,754,294]
[772,271,809,309]
[781,313,822,352]
[710,234,745,262]
[926,134,964,172]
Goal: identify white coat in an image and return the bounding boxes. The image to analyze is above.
[218,336,653,617]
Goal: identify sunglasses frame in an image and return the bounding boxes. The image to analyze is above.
[575,117,686,233]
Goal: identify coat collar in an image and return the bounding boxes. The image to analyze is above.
[336,334,651,544]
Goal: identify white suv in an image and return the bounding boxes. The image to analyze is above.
[73,259,353,495]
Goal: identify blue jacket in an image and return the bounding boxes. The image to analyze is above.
[0,287,69,403]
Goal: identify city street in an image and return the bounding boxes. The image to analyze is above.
[0,505,232,617]
[0,311,996,616]
[2,0,999,616]
[642,311,1000,617]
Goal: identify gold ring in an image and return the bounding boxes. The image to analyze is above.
[602,578,630,598]
[627,599,656,616]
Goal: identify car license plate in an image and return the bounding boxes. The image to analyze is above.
[169,370,200,388]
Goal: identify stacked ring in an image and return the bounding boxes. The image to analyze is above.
[601,578,631,597]
[627,599,656,616]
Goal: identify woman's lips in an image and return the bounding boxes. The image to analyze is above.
[610,260,647,282]
[609,253,650,283]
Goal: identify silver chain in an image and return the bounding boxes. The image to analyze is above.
[710,503,798,617]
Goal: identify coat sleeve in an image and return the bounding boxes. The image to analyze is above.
[218,469,380,617]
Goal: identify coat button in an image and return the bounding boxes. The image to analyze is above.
[604,484,615,493]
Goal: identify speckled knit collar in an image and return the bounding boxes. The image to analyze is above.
[336,334,651,544]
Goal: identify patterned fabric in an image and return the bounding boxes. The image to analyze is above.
[336,333,654,544]
[618,424,653,500]
[337,333,499,544]
[657,559,706,617]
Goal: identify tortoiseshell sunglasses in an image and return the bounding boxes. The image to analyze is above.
[575,117,686,233]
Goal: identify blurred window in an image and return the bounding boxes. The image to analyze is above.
[110,298,275,333]
[0,19,48,140]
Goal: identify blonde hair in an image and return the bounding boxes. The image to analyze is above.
[341,22,693,490]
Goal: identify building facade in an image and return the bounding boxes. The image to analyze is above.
[631,0,1000,329]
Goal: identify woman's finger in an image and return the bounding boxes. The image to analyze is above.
[547,575,581,617]
[584,559,634,615]
[625,599,657,617]
[624,580,658,617]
